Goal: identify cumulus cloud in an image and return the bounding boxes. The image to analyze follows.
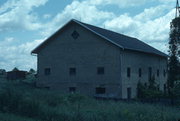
[0,0,48,32]
[41,0,115,37]
[89,0,175,7]
[103,5,175,53]
[88,0,147,7]
[0,37,44,71]
[0,0,176,70]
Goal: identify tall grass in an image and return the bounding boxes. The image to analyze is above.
[0,81,179,121]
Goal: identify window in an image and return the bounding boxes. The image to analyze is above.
[69,68,76,76]
[127,87,131,99]
[69,87,76,93]
[164,84,166,93]
[97,67,104,75]
[163,69,166,77]
[44,68,51,75]
[96,87,106,94]
[148,67,152,80]
[127,67,131,77]
[71,30,79,39]
[138,68,142,77]
[157,69,159,77]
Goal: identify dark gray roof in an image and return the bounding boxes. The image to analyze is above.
[74,19,167,57]
[32,19,167,57]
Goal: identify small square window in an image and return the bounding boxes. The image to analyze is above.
[97,67,104,75]
[69,87,76,93]
[163,69,166,77]
[148,67,152,80]
[44,68,51,75]
[71,31,79,39]
[127,67,131,77]
[138,68,142,77]
[157,69,159,77]
[164,84,166,92]
[96,87,106,94]
[69,68,76,76]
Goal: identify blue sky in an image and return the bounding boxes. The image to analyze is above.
[0,0,177,71]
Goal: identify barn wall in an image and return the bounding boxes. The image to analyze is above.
[35,21,168,99]
[120,50,167,99]
[36,22,122,98]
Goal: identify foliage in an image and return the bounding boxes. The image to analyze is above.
[0,81,179,121]
[137,76,164,99]
[168,17,180,89]
[29,69,36,74]
[172,80,180,98]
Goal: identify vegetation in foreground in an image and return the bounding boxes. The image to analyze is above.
[0,81,179,121]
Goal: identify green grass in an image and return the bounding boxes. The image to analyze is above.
[0,112,39,121]
[0,80,179,121]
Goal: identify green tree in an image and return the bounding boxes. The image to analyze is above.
[168,17,180,89]
[29,68,36,74]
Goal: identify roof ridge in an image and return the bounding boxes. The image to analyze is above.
[32,19,167,57]
[73,19,167,57]
[73,19,137,40]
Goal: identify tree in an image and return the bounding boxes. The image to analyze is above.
[168,17,180,89]
[29,68,36,74]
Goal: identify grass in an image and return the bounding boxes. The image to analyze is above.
[0,80,179,121]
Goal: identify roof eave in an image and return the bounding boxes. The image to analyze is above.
[31,19,77,54]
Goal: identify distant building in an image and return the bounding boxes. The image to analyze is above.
[7,70,27,80]
[0,69,7,79]
[32,19,168,99]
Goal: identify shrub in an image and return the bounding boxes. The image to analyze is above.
[0,87,23,113]
[18,97,40,117]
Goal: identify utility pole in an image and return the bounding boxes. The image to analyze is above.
[175,0,180,18]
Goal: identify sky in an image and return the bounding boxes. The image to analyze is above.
[0,0,177,71]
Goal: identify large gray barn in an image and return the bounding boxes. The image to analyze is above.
[32,19,167,99]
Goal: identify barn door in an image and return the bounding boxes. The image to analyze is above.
[127,87,131,99]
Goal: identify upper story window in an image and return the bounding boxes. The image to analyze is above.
[71,30,79,39]
[97,67,104,75]
[138,68,142,77]
[127,67,131,77]
[69,67,76,76]
[44,68,51,75]
[148,67,152,80]
[157,69,159,77]
[163,69,166,77]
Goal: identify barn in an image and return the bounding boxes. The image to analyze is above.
[32,19,167,99]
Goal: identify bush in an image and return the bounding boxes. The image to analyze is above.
[18,97,40,117]
[0,87,23,113]
[0,81,179,121]
[137,76,164,99]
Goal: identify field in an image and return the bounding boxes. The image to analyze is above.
[0,80,179,121]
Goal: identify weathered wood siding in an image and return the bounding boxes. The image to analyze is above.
[37,22,122,98]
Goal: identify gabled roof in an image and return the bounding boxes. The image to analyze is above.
[32,19,167,57]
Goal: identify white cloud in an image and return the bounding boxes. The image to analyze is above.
[0,0,48,32]
[41,0,115,37]
[88,0,147,7]
[0,0,176,71]
[104,5,174,53]
[0,37,44,71]
[134,5,171,21]
[89,0,176,7]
